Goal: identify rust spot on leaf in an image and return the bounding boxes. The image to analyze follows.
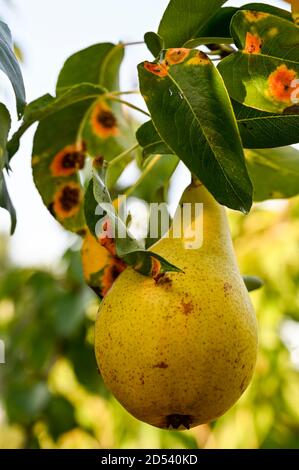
[101,257,126,297]
[244,10,269,22]
[165,48,190,65]
[181,299,193,315]
[268,64,297,103]
[244,32,262,54]
[151,257,162,279]
[144,61,168,77]
[153,361,168,369]
[53,182,82,219]
[50,143,86,176]
[100,220,116,256]
[186,50,210,66]
[91,101,119,138]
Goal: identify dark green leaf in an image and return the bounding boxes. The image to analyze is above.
[144,32,164,57]
[245,146,299,201]
[0,20,25,117]
[138,49,252,212]
[218,11,299,113]
[243,275,264,291]
[158,0,228,48]
[0,171,16,234]
[136,120,172,157]
[0,103,11,170]
[234,100,299,149]
[84,180,99,238]
[195,7,238,38]
[45,396,76,441]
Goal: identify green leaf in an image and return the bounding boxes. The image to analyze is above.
[84,180,99,238]
[56,43,124,91]
[9,41,133,234]
[241,3,293,22]
[231,10,299,62]
[0,104,15,234]
[194,7,238,38]
[243,275,264,291]
[0,171,16,234]
[45,396,76,441]
[8,84,106,159]
[126,154,179,202]
[183,37,233,48]
[245,146,299,201]
[0,103,11,170]
[234,100,299,149]
[136,120,172,157]
[144,32,164,57]
[158,0,228,48]
[191,3,293,44]
[218,10,299,113]
[92,164,182,276]
[138,49,252,212]
[0,20,25,117]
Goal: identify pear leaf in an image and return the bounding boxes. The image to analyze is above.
[218,10,299,113]
[158,0,228,48]
[91,163,182,277]
[138,49,252,212]
[144,32,164,57]
[243,275,264,292]
[0,20,25,118]
[245,146,299,201]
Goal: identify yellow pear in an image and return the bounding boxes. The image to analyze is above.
[95,182,258,430]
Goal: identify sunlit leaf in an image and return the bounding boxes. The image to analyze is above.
[138,48,252,212]
[218,10,299,113]
[56,43,124,92]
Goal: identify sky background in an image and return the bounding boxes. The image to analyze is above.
[0,0,291,266]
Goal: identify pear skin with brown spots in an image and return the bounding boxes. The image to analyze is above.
[95,183,258,430]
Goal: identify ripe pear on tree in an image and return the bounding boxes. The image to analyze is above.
[95,181,258,430]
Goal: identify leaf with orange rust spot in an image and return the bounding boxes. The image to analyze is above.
[85,164,182,277]
[144,61,169,77]
[53,182,82,220]
[244,32,262,54]
[50,143,86,177]
[18,43,137,234]
[139,49,252,212]
[90,101,119,139]
[81,228,126,298]
[218,10,299,112]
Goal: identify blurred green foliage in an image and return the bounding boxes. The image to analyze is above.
[1,194,299,449]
